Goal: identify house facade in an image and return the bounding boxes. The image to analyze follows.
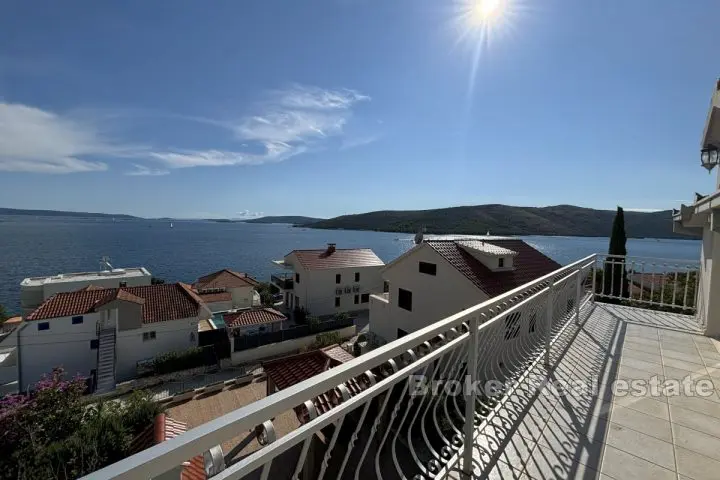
[194,269,260,312]
[272,244,385,317]
[20,283,211,392]
[19,264,152,317]
[673,78,720,336]
[223,307,286,336]
[370,239,561,342]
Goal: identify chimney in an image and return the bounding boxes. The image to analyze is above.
[327,243,336,254]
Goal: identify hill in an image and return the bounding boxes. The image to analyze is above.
[0,207,139,220]
[244,216,323,225]
[305,205,691,239]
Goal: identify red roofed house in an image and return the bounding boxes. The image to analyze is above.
[21,283,211,393]
[193,269,260,313]
[223,307,286,335]
[272,244,385,317]
[370,239,561,342]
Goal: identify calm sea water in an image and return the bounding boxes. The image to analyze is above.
[0,216,701,315]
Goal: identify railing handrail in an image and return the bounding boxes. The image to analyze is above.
[83,253,597,480]
[595,253,700,265]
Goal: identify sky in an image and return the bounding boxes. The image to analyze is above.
[0,0,718,219]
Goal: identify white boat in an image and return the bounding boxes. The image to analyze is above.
[170,222,174,228]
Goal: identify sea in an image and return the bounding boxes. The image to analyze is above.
[0,215,702,315]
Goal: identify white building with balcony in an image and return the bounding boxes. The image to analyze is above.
[370,238,561,342]
[19,283,211,393]
[20,259,152,317]
[272,243,385,317]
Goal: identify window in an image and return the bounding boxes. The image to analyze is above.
[354,294,359,305]
[295,273,300,283]
[361,293,370,303]
[397,328,409,339]
[143,331,157,341]
[336,273,341,284]
[72,315,84,325]
[383,281,389,293]
[38,322,49,331]
[398,288,413,311]
[419,261,437,276]
[498,258,505,268]
[119,281,127,287]
[529,313,537,333]
[504,312,521,340]
[354,272,360,282]
[335,297,341,307]
[90,339,99,350]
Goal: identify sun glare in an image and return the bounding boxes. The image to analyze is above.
[472,0,506,24]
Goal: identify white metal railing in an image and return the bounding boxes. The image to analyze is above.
[593,254,700,317]
[83,255,595,480]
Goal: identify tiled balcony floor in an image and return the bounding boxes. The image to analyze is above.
[450,302,720,480]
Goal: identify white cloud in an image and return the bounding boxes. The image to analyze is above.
[125,164,169,176]
[235,210,263,218]
[341,134,381,150]
[149,85,369,169]
[0,84,371,174]
[0,103,117,173]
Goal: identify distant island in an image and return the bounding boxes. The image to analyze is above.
[0,207,139,220]
[243,216,324,225]
[304,204,694,239]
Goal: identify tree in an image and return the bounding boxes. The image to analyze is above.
[255,282,277,307]
[604,207,629,298]
[150,277,165,285]
[0,304,8,323]
[0,368,163,479]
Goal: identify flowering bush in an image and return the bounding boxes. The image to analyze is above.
[0,368,163,479]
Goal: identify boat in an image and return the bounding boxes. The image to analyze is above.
[170,222,174,228]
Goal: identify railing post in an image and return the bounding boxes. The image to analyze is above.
[575,267,582,325]
[462,315,479,477]
[544,279,555,368]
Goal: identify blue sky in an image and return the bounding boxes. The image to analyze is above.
[0,0,718,219]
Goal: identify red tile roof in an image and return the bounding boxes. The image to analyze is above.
[224,308,286,328]
[26,284,203,323]
[197,291,232,303]
[289,248,384,270]
[195,269,259,290]
[425,239,561,297]
[130,414,206,480]
[263,345,364,419]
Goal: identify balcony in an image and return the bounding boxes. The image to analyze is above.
[271,274,294,291]
[84,254,720,480]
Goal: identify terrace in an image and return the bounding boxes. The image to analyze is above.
[83,253,719,480]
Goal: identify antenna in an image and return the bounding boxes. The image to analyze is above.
[100,256,113,271]
[414,225,425,245]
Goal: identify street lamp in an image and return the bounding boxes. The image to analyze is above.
[701,146,719,172]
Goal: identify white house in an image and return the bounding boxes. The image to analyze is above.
[193,269,260,312]
[272,244,385,317]
[673,78,720,336]
[0,324,20,396]
[20,261,152,317]
[20,283,211,392]
[369,239,561,342]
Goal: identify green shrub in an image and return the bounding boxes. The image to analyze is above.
[152,347,210,375]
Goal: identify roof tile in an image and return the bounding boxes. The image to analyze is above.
[425,239,561,297]
[195,270,259,290]
[224,308,286,328]
[27,284,202,324]
[290,248,384,270]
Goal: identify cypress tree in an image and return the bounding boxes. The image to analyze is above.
[604,207,629,297]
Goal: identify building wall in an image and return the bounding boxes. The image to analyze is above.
[233,320,282,336]
[115,317,199,381]
[370,244,487,342]
[229,286,255,309]
[19,312,102,391]
[293,264,384,317]
[699,227,720,336]
[205,300,233,313]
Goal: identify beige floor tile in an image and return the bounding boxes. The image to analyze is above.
[600,445,675,480]
[670,404,720,437]
[609,404,672,442]
[674,445,720,480]
[672,423,720,463]
[612,394,669,420]
[604,423,675,470]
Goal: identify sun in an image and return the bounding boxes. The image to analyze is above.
[471,0,506,24]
